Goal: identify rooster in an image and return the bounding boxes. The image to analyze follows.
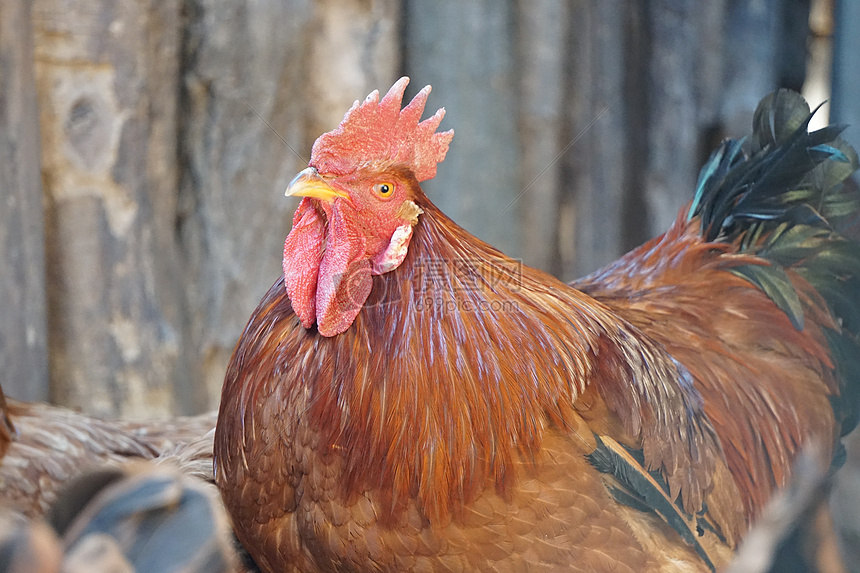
[214,79,860,572]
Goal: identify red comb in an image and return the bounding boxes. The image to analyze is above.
[309,77,454,182]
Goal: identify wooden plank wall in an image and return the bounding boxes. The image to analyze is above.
[0,0,50,402]
[1,0,856,416]
[832,0,860,156]
[31,0,185,417]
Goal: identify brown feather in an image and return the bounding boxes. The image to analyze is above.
[0,397,216,518]
[575,213,840,540]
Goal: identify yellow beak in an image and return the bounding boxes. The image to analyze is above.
[284,167,349,203]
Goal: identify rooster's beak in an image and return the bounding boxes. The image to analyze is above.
[285,167,349,203]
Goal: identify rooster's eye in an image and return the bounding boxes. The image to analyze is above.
[374,182,395,198]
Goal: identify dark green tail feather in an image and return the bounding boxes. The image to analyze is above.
[586,435,717,572]
[688,89,860,438]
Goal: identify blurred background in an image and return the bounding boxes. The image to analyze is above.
[2,0,860,567]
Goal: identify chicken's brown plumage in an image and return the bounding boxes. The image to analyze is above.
[0,385,241,572]
[215,82,860,572]
[0,461,241,573]
[0,384,217,518]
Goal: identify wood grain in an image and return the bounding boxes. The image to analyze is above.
[0,0,49,402]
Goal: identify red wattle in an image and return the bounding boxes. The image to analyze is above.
[315,204,372,336]
[283,198,326,328]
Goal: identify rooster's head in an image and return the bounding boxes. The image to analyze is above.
[283,77,454,336]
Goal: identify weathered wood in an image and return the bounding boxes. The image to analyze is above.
[0,0,50,402]
[305,0,403,145]
[32,0,185,417]
[642,0,701,238]
[178,0,401,408]
[559,0,629,279]
[832,0,860,156]
[515,0,569,274]
[777,0,811,92]
[692,0,728,149]
[721,0,781,136]
[404,0,521,258]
